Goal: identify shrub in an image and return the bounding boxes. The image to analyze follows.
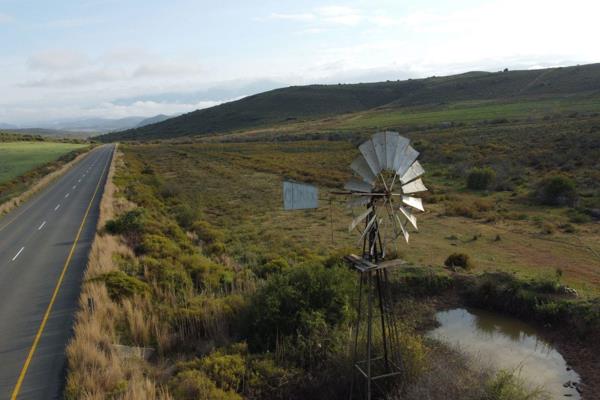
[444,253,473,270]
[534,175,577,206]
[247,263,355,356]
[93,270,149,301]
[169,370,241,400]
[105,208,146,236]
[466,167,496,190]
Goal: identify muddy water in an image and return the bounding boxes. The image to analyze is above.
[427,308,581,399]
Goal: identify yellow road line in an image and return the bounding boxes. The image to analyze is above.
[10,146,112,400]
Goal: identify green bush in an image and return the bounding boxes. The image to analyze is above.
[169,370,241,400]
[466,167,496,190]
[247,263,355,356]
[93,271,149,301]
[444,253,473,270]
[105,208,146,236]
[534,175,577,206]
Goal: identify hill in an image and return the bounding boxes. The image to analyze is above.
[136,114,173,127]
[97,63,600,142]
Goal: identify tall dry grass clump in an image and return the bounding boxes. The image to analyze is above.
[0,146,92,217]
[65,146,172,399]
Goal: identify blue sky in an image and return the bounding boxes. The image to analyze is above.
[0,0,598,125]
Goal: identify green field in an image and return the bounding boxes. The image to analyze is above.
[0,142,86,184]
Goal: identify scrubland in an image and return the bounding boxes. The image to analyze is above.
[67,111,599,398]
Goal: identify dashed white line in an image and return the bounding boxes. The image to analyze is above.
[38,221,46,230]
[73,185,76,189]
[12,247,25,261]
[78,179,81,183]
[65,193,70,198]
[54,204,61,211]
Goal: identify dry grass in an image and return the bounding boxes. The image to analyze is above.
[0,146,92,217]
[65,145,172,399]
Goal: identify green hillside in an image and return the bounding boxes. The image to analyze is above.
[98,63,600,142]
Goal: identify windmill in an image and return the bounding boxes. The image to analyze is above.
[283,131,427,400]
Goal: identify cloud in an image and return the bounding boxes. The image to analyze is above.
[0,13,13,24]
[28,50,89,71]
[133,62,205,78]
[268,12,315,22]
[316,6,363,26]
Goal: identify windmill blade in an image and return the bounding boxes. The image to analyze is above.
[395,214,410,243]
[372,132,387,171]
[349,207,373,232]
[402,178,428,194]
[395,144,420,178]
[359,139,381,175]
[398,205,418,230]
[402,195,424,211]
[346,196,369,208]
[350,155,376,185]
[344,179,372,193]
[391,136,410,172]
[400,160,425,184]
[357,214,377,244]
[385,132,401,170]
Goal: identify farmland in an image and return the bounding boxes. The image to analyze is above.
[0,141,86,184]
[0,141,88,204]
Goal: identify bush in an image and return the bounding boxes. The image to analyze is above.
[93,271,149,301]
[169,370,241,400]
[444,253,473,270]
[466,167,496,190]
[247,263,355,356]
[105,208,146,236]
[534,175,577,206]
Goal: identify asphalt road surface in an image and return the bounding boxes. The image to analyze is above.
[0,144,114,399]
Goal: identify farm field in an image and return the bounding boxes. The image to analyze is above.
[0,141,86,184]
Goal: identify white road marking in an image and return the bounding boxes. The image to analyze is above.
[65,193,70,198]
[38,221,46,230]
[54,204,60,211]
[73,185,76,189]
[78,179,82,182]
[12,247,25,261]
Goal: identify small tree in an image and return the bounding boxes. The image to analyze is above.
[534,175,577,206]
[444,253,473,270]
[466,167,496,190]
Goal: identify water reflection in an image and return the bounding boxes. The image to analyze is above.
[427,308,581,399]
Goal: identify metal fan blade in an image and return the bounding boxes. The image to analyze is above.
[399,205,418,230]
[359,139,381,175]
[385,132,400,170]
[349,206,373,232]
[344,179,372,193]
[391,136,410,172]
[395,214,410,243]
[350,155,376,185]
[402,195,424,211]
[402,178,428,194]
[395,145,420,179]
[346,196,369,208]
[357,214,377,244]
[400,160,425,184]
[372,132,387,171]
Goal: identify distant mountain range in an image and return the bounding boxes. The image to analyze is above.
[0,114,177,138]
[97,63,600,142]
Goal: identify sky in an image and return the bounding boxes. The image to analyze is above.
[1,0,599,126]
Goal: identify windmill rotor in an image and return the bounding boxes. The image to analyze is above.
[344,131,427,261]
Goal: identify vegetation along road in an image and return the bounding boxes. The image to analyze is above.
[0,144,114,399]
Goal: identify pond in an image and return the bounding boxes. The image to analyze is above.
[427,308,581,399]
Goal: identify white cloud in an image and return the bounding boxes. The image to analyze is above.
[268,12,315,22]
[133,62,205,78]
[316,6,363,26]
[28,49,89,71]
[0,13,13,24]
